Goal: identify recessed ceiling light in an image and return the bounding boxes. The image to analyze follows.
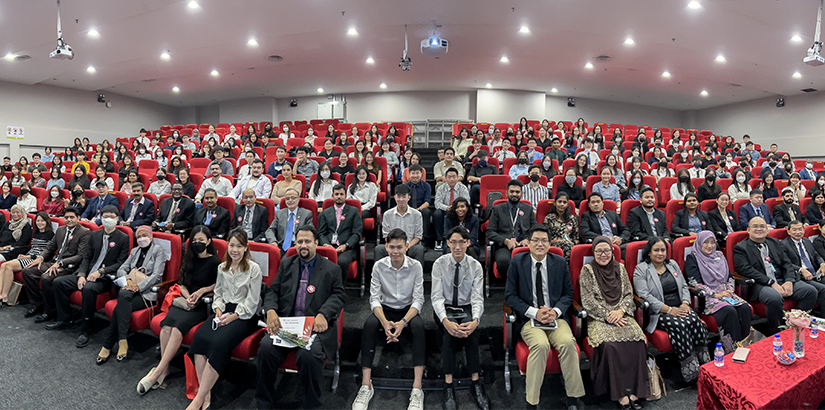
[317,87,324,93]
[365,57,375,64]
[380,82,387,89]
[210,69,219,76]
[715,54,726,63]
[3,53,14,60]
[172,86,180,93]
[87,29,99,38]
[791,34,803,43]
[500,56,509,63]
[519,26,530,34]
[347,28,358,36]
[584,62,594,69]
[86,66,96,73]
[160,52,170,60]
[485,83,492,88]
[700,89,709,96]
[793,71,802,79]
[187,1,199,8]
[662,71,671,78]
[624,37,635,46]
[550,87,558,93]
[247,38,258,47]
[687,1,702,9]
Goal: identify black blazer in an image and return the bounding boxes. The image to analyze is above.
[733,237,797,288]
[0,219,31,249]
[155,197,196,231]
[230,203,269,242]
[120,198,156,229]
[626,206,669,242]
[579,210,630,243]
[708,208,742,239]
[671,208,711,236]
[806,204,825,226]
[194,206,231,238]
[504,252,574,333]
[773,203,807,229]
[38,225,92,274]
[262,254,345,360]
[317,204,362,249]
[486,202,537,247]
[782,236,824,273]
[814,235,825,262]
[557,183,585,206]
[76,228,130,278]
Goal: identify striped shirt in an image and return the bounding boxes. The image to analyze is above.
[522,183,549,211]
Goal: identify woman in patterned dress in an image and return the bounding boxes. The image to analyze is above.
[543,191,579,261]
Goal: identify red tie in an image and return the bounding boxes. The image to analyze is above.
[449,188,455,204]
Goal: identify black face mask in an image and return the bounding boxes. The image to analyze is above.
[190,241,207,254]
[679,175,690,183]
[706,175,716,182]
[19,188,29,196]
[73,190,83,197]
[518,158,528,165]
[659,161,668,168]
[769,161,777,168]
[529,174,540,182]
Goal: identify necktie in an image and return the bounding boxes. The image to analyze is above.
[799,242,815,272]
[759,244,777,282]
[57,228,74,260]
[410,183,418,207]
[90,234,109,273]
[452,262,460,306]
[756,207,763,218]
[790,208,797,221]
[535,262,544,308]
[294,263,310,317]
[283,212,295,251]
[128,200,138,222]
[335,206,343,229]
[244,208,252,229]
[166,200,178,223]
[204,209,213,225]
[449,187,455,205]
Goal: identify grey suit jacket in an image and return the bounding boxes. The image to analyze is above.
[632,260,689,333]
[116,242,167,301]
[265,207,313,248]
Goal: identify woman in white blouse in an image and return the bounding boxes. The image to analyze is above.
[89,166,115,190]
[186,229,261,410]
[278,123,295,140]
[727,169,751,202]
[16,182,36,213]
[347,165,378,217]
[134,144,153,165]
[309,162,336,211]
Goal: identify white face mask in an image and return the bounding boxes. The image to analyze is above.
[737,176,746,183]
[808,163,814,169]
[611,150,619,155]
[101,217,117,230]
[681,153,688,159]
[50,191,59,198]
[136,237,152,248]
[139,149,146,154]
[320,170,331,179]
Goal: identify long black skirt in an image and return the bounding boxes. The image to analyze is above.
[591,341,651,401]
[160,303,209,335]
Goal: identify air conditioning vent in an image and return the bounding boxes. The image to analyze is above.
[802,88,818,93]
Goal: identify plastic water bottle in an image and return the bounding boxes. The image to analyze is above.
[812,318,819,339]
[773,334,783,355]
[714,343,725,367]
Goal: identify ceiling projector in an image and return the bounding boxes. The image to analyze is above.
[420,36,448,57]
[804,0,824,66]
[50,38,73,60]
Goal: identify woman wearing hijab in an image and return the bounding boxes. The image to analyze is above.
[633,237,709,382]
[580,236,649,409]
[684,231,751,345]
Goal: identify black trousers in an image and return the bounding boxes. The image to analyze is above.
[419,207,433,240]
[337,249,357,284]
[494,246,512,278]
[361,305,425,368]
[22,261,59,311]
[256,337,326,409]
[53,274,110,328]
[437,305,481,376]
[434,209,447,241]
[102,289,152,349]
[711,303,752,343]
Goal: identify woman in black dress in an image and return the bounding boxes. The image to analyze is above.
[137,226,219,395]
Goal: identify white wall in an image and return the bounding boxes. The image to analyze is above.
[275,95,334,123]
[692,92,825,158]
[219,97,277,124]
[476,90,546,123]
[545,96,683,129]
[346,91,475,122]
[0,80,178,160]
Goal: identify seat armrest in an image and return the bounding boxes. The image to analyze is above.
[151,279,178,293]
[571,300,587,319]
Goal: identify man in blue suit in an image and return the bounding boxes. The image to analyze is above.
[119,182,155,229]
[504,225,584,410]
[80,180,120,225]
[738,189,776,229]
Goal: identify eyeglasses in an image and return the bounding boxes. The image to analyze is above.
[530,238,550,244]
[284,196,299,201]
[594,250,612,256]
[447,240,468,246]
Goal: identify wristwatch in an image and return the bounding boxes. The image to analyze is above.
[401,317,408,326]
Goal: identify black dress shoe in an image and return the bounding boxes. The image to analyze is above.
[565,397,581,410]
[630,399,643,410]
[33,313,54,323]
[45,321,72,331]
[76,332,91,348]
[24,306,43,318]
[620,404,632,410]
[472,384,490,410]
[443,387,456,410]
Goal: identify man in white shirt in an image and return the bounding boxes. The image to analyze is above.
[433,148,464,190]
[580,138,600,171]
[195,163,234,202]
[237,151,256,179]
[352,228,425,410]
[431,227,489,410]
[135,128,150,146]
[179,134,196,152]
[433,168,470,251]
[374,185,424,261]
[232,159,272,202]
[494,138,516,169]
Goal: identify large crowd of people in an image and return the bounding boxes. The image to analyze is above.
[2,118,823,410]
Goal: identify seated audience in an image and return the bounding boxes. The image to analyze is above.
[696,169,722,202]
[580,192,629,247]
[522,165,549,211]
[195,163,234,202]
[29,168,46,189]
[558,168,585,207]
[671,193,711,237]
[0,212,54,303]
[265,188,313,253]
[708,193,742,241]
[65,184,88,215]
[120,182,155,229]
[294,146,319,177]
[443,197,480,259]
[759,173,779,200]
[89,166,114,191]
[81,181,120,225]
[807,192,825,225]
[153,183,195,233]
[347,166,378,217]
[782,220,825,316]
[271,162,302,205]
[0,204,32,261]
[434,167,470,250]
[266,146,290,179]
[627,187,669,242]
[309,162,336,208]
[670,169,694,201]
[433,148,464,190]
[47,167,64,190]
[233,159,272,201]
[509,151,531,179]
[69,166,91,190]
[591,167,621,203]
[466,150,498,206]
[16,182,37,213]
[230,189,268,242]
[317,184,361,283]
[774,187,807,228]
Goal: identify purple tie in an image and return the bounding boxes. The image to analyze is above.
[294,263,310,317]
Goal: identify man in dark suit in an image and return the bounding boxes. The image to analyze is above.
[80,181,120,225]
[193,188,230,238]
[579,192,630,246]
[738,189,776,229]
[782,220,825,316]
[627,187,669,242]
[22,207,92,322]
[317,184,362,284]
[774,188,808,228]
[504,226,584,409]
[265,187,313,254]
[733,216,818,334]
[230,188,268,242]
[256,226,345,410]
[119,182,155,229]
[153,183,195,233]
[486,179,537,279]
[48,205,130,347]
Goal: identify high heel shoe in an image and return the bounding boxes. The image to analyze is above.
[137,367,156,395]
[116,340,128,362]
[96,347,110,365]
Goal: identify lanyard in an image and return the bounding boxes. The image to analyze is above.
[511,207,520,237]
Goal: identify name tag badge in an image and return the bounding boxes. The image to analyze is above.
[729,216,734,220]
[701,221,706,226]
[307,285,316,294]
[138,212,143,216]
[212,213,217,219]
[612,223,617,228]
[331,233,338,244]
[518,210,524,216]
[567,225,572,231]
[109,241,116,248]
[237,216,243,222]
[765,256,771,262]
[69,235,73,241]
[653,218,659,223]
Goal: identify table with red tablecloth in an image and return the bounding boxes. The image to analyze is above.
[697,328,825,410]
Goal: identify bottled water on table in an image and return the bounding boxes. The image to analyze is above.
[714,343,724,367]
[773,334,783,355]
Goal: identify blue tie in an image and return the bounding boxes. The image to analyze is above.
[283,212,294,251]
[799,242,815,273]
[755,207,763,218]
[204,210,213,225]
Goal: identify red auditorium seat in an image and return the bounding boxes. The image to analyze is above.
[664,200,685,232]
[477,175,511,211]
[577,198,616,217]
[535,199,554,225]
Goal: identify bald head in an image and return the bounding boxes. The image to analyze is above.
[747,217,769,242]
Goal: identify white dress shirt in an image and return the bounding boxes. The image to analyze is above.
[430,254,484,322]
[525,254,563,321]
[369,256,425,312]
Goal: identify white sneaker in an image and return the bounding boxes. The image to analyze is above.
[352,384,374,410]
[435,241,443,251]
[407,388,424,410]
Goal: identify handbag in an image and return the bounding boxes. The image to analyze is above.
[129,267,148,284]
[646,354,666,401]
[736,327,766,348]
[172,296,196,311]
